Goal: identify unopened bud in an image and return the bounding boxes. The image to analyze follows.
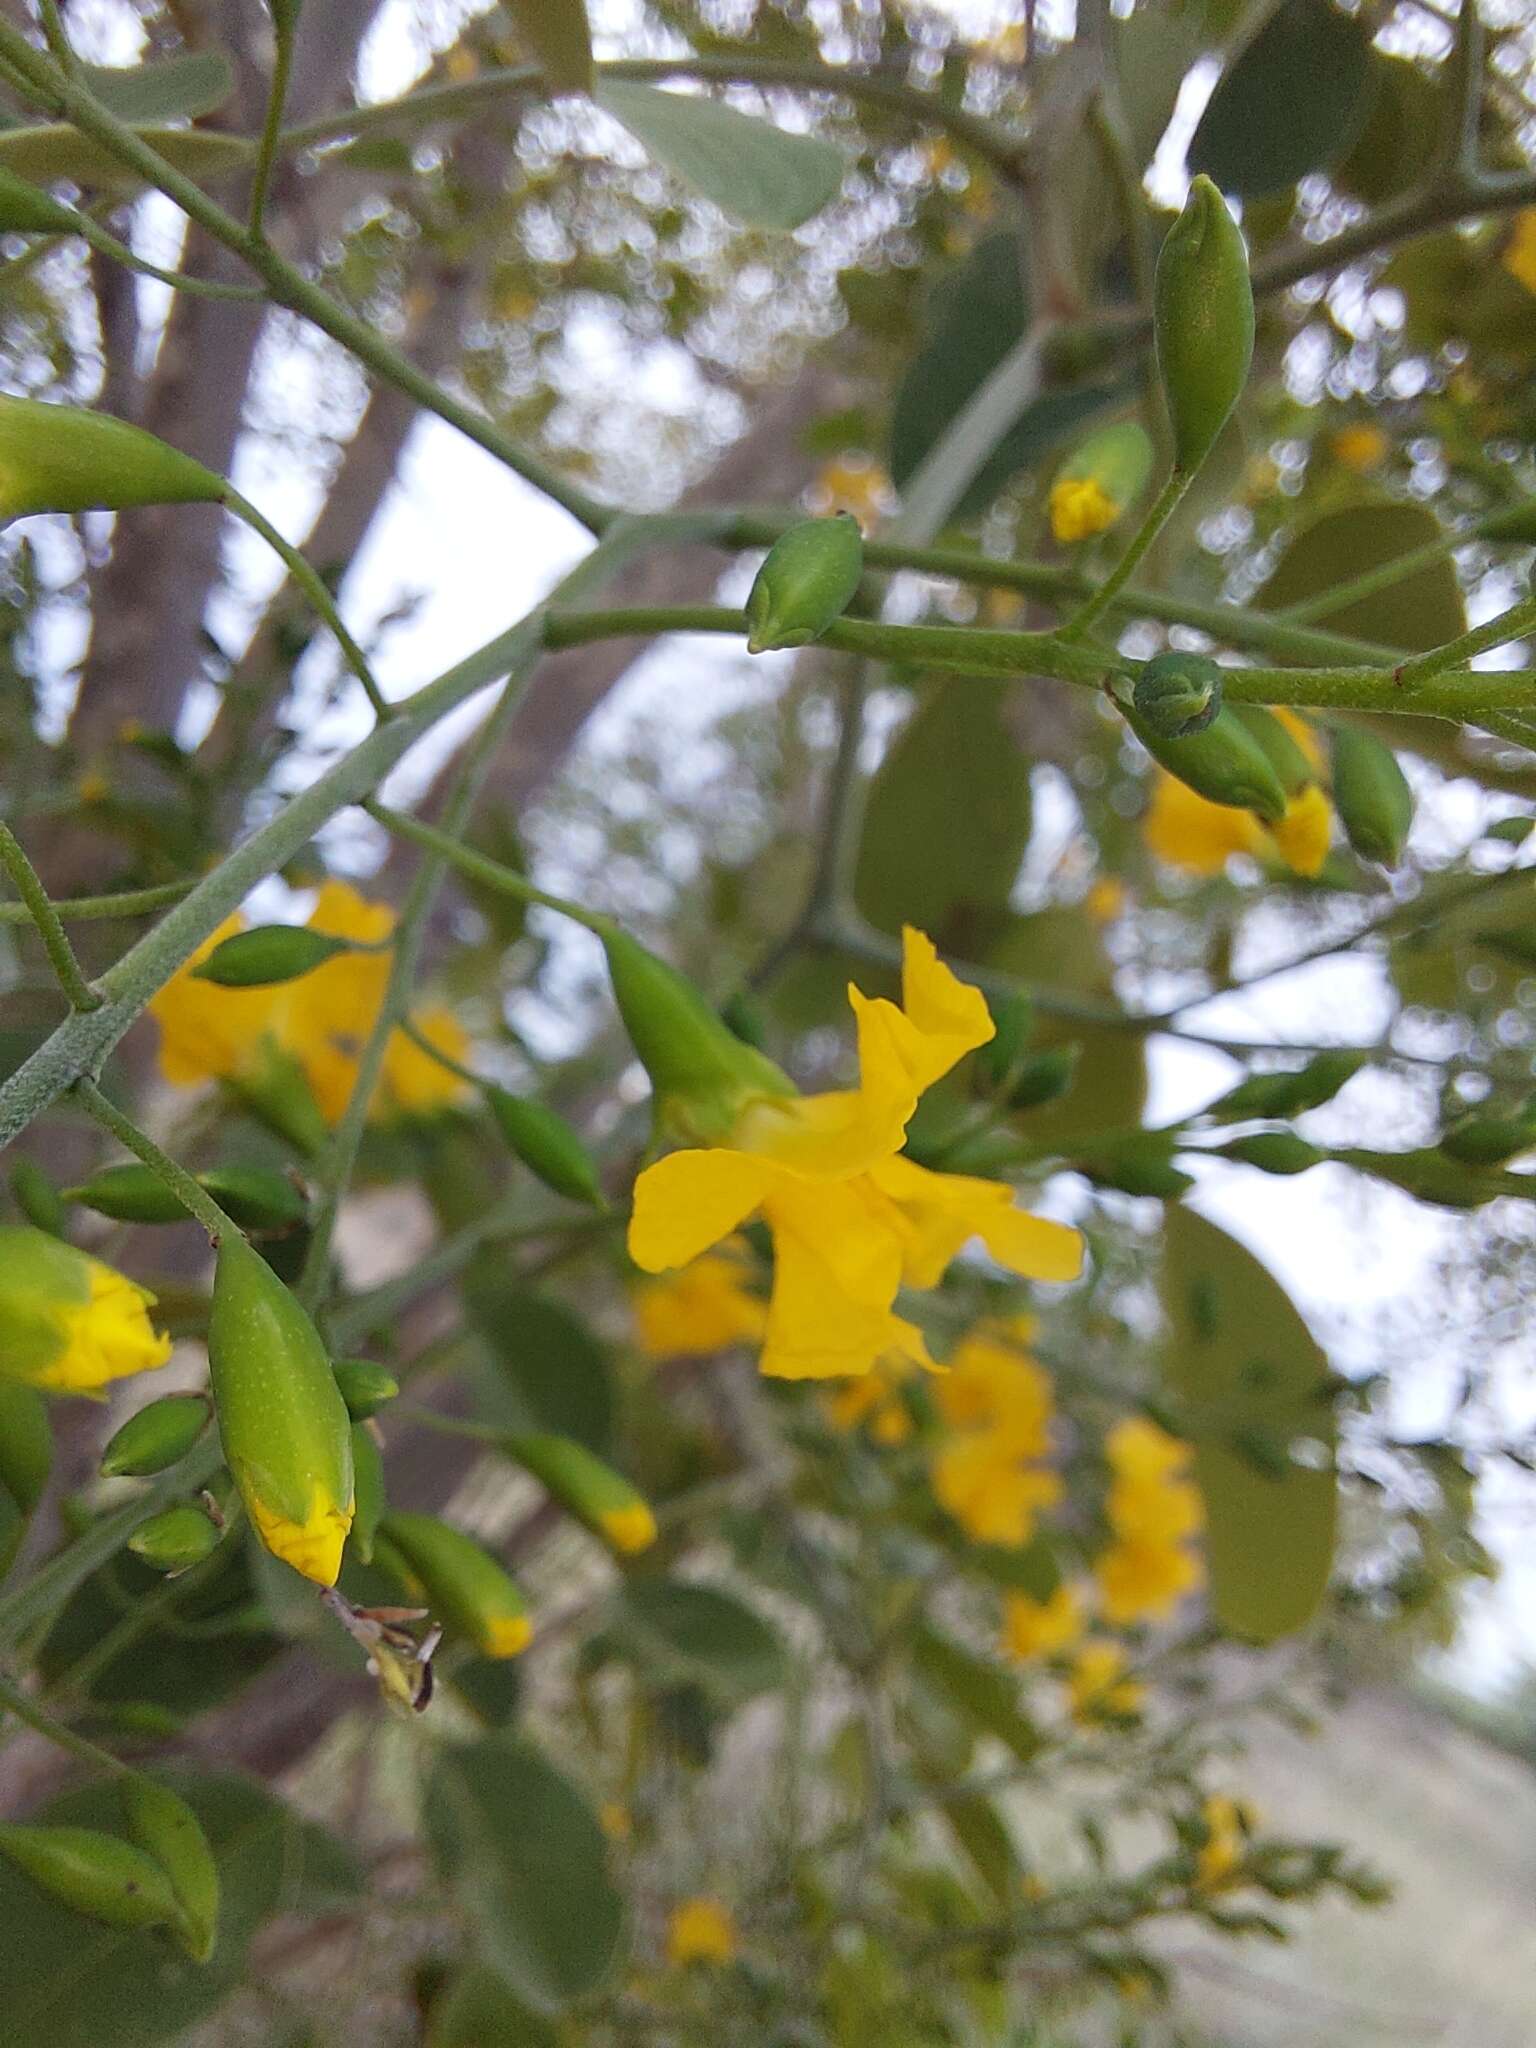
[191,925,354,988]
[128,1503,222,1573]
[486,1087,604,1206]
[744,514,863,654]
[377,1511,531,1659]
[0,397,224,522]
[1154,176,1254,474]
[1132,651,1223,738]
[101,1393,210,1478]
[1329,726,1413,867]
[1049,422,1154,543]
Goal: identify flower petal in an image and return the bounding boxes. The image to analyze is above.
[758,1180,905,1379]
[628,1148,777,1272]
[898,927,995,1089]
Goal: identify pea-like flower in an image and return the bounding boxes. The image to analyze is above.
[0,1226,170,1396]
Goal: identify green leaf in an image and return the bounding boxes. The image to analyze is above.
[597,1578,787,1703]
[76,54,234,125]
[464,1274,614,1454]
[0,125,249,190]
[890,234,1027,494]
[937,1788,1021,1904]
[0,1772,360,2048]
[1111,12,1202,170]
[596,80,844,231]
[1257,500,1465,653]
[506,0,593,96]
[1188,0,1373,199]
[1334,54,1448,206]
[910,1624,1041,1761]
[428,1961,561,2048]
[425,1737,624,2011]
[855,678,1032,943]
[1162,1208,1338,1642]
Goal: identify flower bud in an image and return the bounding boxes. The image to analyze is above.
[1207,1051,1362,1121]
[120,1776,220,1963]
[207,1235,354,1587]
[1132,652,1223,738]
[1005,1044,1080,1112]
[744,514,863,654]
[65,1162,307,1233]
[1154,175,1254,474]
[1219,1132,1324,1175]
[1439,1098,1536,1166]
[0,1226,170,1395]
[0,1823,181,1933]
[1228,705,1315,798]
[602,928,794,1143]
[1125,705,1287,824]
[1085,1138,1194,1199]
[332,1357,398,1421]
[486,1086,604,1207]
[376,1511,531,1658]
[503,1434,657,1555]
[9,1157,66,1235]
[1328,726,1413,866]
[977,991,1034,1090]
[191,925,353,988]
[63,1164,186,1224]
[101,1393,210,1478]
[1049,422,1155,543]
[0,397,225,522]
[348,1421,385,1566]
[128,1503,222,1573]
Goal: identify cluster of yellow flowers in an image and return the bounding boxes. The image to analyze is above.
[1094,1417,1205,1625]
[665,1895,738,1967]
[148,880,469,1128]
[1143,710,1332,880]
[928,1317,1062,1547]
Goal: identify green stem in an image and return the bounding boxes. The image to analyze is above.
[70,210,268,302]
[364,801,614,937]
[0,1668,126,1777]
[72,1077,239,1242]
[0,877,195,925]
[0,821,101,1010]
[1275,529,1464,626]
[397,1015,482,1090]
[223,486,390,720]
[1059,469,1190,642]
[1395,585,1536,685]
[249,8,294,241]
[33,0,76,74]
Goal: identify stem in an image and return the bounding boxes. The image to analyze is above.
[0,1668,126,1776]
[249,6,295,241]
[33,0,76,74]
[0,821,100,1010]
[364,801,614,936]
[72,1077,239,1242]
[223,487,390,721]
[0,878,195,924]
[70,210,268,302]
[1276,529,1463,626]
[1059,469,1190,642]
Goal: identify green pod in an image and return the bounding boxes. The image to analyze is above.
[348,1421,385,1566]
[503,1433,657,1555]
[128,1503,222,1573]
[1126,703,1287,824]
[602,927,793,1143]
[0,397,224,521]
[1207,1051,1363,1122]
[9,1158,66,1235]
[101,1393,210,1478]
[1329,726,1414,866]
[1154,175,1254,474]
[744,513,864,654]
[191,924,353,988]
[198,1167,308,1234]
[0,167,79,234]
[1439,1101,1536,1166]
[332,1357,399,1421]
[1085,1136,1193,1199]
[207,1235,353,1587]
[378,1511,531,1659]
[64,1163,190,1225]
[1229,704,1314,798]
[485,1087,604,1206]
[1219,1132,1324,1175]
[0,1823,181,1933]
[1132,652,1224,738]
[120,1776,220,1964]
[1006,1044,1080,1112]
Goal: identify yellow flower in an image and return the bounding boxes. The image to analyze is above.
[628,930,1082,1381]
[666,1896,737,1966]
[1095,1536,1203,1625]
[1268,781,1331,876]
[598,1503,659,1554]
[1195,1795,1255,1889]
[1330,424,1388,473]
[633,1241,767,1357]
[1095,1417,1204,1623]
[376,1005,473,1116]
[1143,772,1330,879]
[1503,209,1536,294]
[812,455,891,529]
[933,1322,1052,1454]
[1049,476,1119,543]
[1086,876,1126,923]
[1067,1639,1144,1722]
[933,1433,1063,1547]
[1105,1417,1189,1484]
[0,1227,170,1396]
[824,1349,918,1443]
[1002,1582,1085,1661]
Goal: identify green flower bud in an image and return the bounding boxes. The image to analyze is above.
[602,927,794,1143]
[0,397,225,522]
[976,991,1035,1091]
[0,1225,170,1394]
[63,1163,186,1224]
[1005,1044,1080,1112]
[199,1167,308,1234]
[0,167,79,234]
[332,1357,399,1421]
[1086,1138,1194,1200]
[1328,726,1414,866]
[1219,1132,1324,1175]
[1132,652,1224,738]
[1439,1098,1536,1166]
[101,1394,210,1478]
[377,1511,531,1659]
[9,1157,66,1235]
[502,1434,657,1555]
[127,1503,222,1573]
[120,1776,220,1964]
[1154,175,1254,474]
[191,924,354,988]
[229,1043,330,1159]
[1332,1147,1499,1210]
[1228,704,1315,798]
[744,514,863,654]
[1207,1052,1363,1122]
[720,990,768,1051]
[1125,704,1287,824]
[64,1162,307,1233]
[0,1823,181,1933]
[348,1422,385,1566]
[207,1235,353,1587]
[485,1086,604,1206]
[1049,421,1155,543]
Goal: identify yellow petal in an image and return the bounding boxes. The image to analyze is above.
[628,1149,777,1272]
[248,1483,353,1588]
[872,1155,1084,1288]
[758,1180,906,1379]
[42,1259,172,1393]
[1049,475,1119,543]
[898,927,995,1089]
[1266,783,1331,877]
[1143,773,1264,876]
[633,1245,767,1356]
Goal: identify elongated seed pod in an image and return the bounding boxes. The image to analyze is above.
[744,514,864,653]
[1154,176,1254,474]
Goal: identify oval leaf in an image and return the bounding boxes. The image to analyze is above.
[506,0,592,96]
[1162,1207,1338,1642]
[0,125,249,190]
[464,1277,615,1453]
[76,53,234,126]
[596,80,844,231]
[604,1578,787,1702]
[1189,0,1373,199]
[1257,500,1465,653]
